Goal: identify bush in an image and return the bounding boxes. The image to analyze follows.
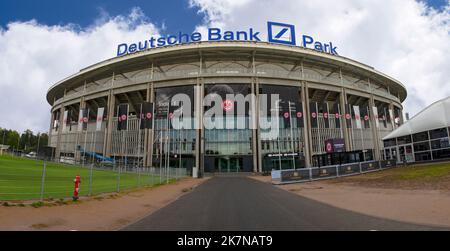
[31,201,44,208]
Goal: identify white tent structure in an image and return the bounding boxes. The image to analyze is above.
[383,96,450,140]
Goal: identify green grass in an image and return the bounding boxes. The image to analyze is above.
[390,163,450,180]
[0,154,169,201]
[332,162,450,189]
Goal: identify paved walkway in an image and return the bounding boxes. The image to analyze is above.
[122,176,447,231]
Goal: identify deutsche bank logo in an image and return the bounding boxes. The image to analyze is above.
[267,21,296,45]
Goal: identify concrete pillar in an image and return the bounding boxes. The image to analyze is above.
[300,82,310,168]
[105,91,115,158]
[256,80,263,173]
[340,90,351,152]
[251,79,259,172]
[194,78,204,177]
[304,82,313,167]
[369,94,381,161]
[147,82,154,167]
[75,98,86,162]
[54,106,65,161]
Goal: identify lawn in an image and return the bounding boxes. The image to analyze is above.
[0,154,168,201]
[330,162,450,190]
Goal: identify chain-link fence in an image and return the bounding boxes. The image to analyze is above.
[0,153,188,201]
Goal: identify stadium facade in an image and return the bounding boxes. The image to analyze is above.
[46,41,407,175]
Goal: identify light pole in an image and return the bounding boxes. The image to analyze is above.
[37,133,41,159]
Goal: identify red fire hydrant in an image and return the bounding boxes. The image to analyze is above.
[73,175,81,201]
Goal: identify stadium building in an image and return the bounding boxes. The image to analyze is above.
[47,41,407,175]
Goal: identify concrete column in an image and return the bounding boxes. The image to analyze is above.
[147,82,154,167]
[304,82,313,167]
[75,98,86,162]
[343,89,354,151]
[301,81,311,168]
[54,106,65,161]
[105,91,115,158]
[251,79,258,172]
[369,94,381,161]
[256,80,263,173]
[194,78,204,177]
[340,90,351,152]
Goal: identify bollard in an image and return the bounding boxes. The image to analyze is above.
[73,175,81,201]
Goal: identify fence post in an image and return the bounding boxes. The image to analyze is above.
[88,163,94,196]
[336,165,339,177]
[359,162,362,173]
[117,165,121,193]
[309,168,312,181]
[40,161,47,201]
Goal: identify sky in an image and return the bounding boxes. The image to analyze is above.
[0,0,448,133]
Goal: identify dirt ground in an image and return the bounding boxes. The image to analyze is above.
[0,177,208,231]
[252,175,450,228]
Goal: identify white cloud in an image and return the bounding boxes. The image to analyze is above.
[0,7,160,133]
[190,0,450,118]
[1,1,449,134]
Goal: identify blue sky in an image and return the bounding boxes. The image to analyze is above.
[0,0,204,34]
[0,0,446,32]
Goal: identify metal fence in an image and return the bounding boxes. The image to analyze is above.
[0,153,188,201]
[272,159,397,184]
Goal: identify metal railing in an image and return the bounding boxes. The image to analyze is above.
[272,159,397,184]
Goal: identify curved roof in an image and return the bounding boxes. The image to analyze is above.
[383,96,450,140]
[46,41,407,104]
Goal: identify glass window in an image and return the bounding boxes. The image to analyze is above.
[430,128,448,139]
[432,149,450,160]
[414,142,430,152]
[412,131,429,142]
[384,139,396,147]
[415,152,431,162]
[431,138,450,149]
[397,135,412,145]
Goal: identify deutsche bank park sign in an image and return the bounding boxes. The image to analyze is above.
[117,21,338,57]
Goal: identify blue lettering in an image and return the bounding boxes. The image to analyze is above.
[191,32,202,42]
[167,35,177,45]
[249,28,261,41]
[117,43,128,56]
[314,42,323,52]
[149,37,156,48]
[157,37,166,46]
[223,31,234,40]
[208,28,221,40]
[138,41,148,50]
[302,35,314,47]
[236,31,247,40]
[330,42,338,55]
[129,43,137,53]
[178,32,190,44]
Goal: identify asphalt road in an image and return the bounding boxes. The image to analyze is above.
[122,176,446,231]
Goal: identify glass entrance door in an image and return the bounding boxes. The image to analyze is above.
[399,144,414,163]
[217,157,242,172]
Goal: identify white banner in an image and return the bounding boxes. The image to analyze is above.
[62,110,68,132]
[389,109,394,127]
[96,107,104,131]
[372,106,379,128]
[77,109,83,132]
[353,105,362,129]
